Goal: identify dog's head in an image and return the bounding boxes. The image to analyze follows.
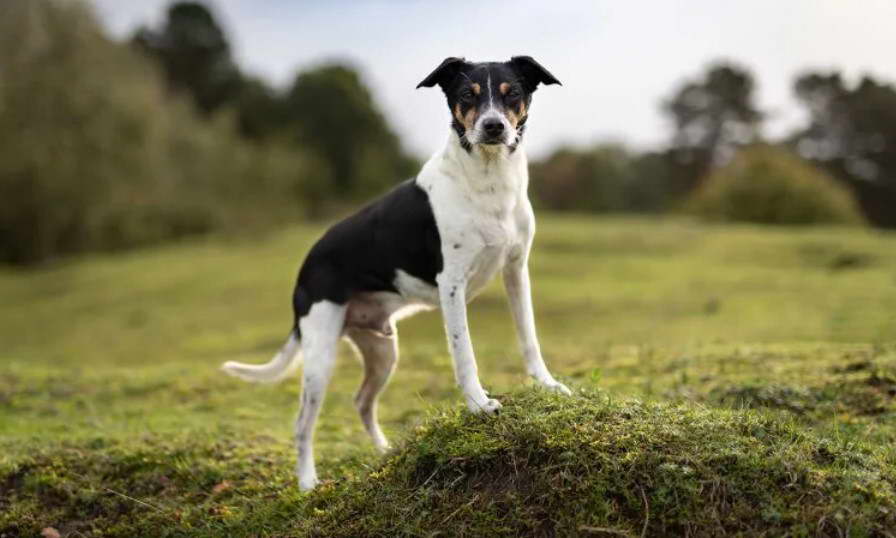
[417,56,560,151]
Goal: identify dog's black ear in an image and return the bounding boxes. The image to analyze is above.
[416,57,466,90]
[510,56,561,93]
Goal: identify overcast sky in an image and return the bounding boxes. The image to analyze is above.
[92,0,896,159]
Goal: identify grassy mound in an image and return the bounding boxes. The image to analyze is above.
[299,390,895,537]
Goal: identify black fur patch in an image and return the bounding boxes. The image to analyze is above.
[291,179,442,336]
[509,122,526,154]
[452,118,472,152]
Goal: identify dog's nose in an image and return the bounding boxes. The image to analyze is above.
[483,119,504,137]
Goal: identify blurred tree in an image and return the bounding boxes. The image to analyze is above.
[662,62,762,194]
[235,76,288,140]
[133,1,242,115]
[283,65,417,197]
[530,144,674,213]
[791,73,896,228]
[531,145,629,212]
[626,152,678,212]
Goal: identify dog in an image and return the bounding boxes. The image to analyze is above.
[222,56,570,490]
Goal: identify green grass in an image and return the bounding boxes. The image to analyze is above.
[2,215,896,536]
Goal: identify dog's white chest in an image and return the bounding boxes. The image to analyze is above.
[408,139,533,305]
[432,179,527,304]
[461,213,518,297]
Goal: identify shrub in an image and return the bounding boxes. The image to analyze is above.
[686,145,865,225]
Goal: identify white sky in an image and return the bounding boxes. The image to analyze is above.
[92,0,896,159]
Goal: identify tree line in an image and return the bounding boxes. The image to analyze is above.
[1,0,893,265]
[532,63,896,228]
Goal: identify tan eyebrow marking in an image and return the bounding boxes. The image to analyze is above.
[499,82,510,95]
[471,83,481,95]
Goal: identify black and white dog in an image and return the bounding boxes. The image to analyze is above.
[223,56,570,490]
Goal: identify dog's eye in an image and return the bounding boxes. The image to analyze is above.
[506,88,521,102]
[459,88,475,101]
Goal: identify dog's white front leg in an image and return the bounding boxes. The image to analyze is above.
[437,273,502,414]
[503,258,571,395]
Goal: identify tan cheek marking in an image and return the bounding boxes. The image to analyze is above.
[499,82,510,95]
[454,103,465,125]
[454,103,477,130]
[463,106,477,130]
[505,101,527,129]
[471,83,481,95]
[506,110,519,129]
[516,101,529,127]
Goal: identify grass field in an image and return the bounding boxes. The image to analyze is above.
[2,215,896,536]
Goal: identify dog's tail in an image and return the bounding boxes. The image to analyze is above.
[220,331,301,383]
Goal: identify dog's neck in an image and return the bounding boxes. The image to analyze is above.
[424,131,529,220]
[440,131,528,194]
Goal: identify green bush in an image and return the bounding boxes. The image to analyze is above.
[686,145,865,225]
[0,0,320,264]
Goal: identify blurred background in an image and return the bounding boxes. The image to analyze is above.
[2,0,895,265]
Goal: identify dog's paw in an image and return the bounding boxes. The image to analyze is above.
[542,379,572,396]
[297,468,319,492]
[467,397,503,415]
[373,438,391,453]
[298,475,319,492]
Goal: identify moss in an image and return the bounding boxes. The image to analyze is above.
[296,390,896,537]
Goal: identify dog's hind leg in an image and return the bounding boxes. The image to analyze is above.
[294,300,346,491]
[346,327,398,451]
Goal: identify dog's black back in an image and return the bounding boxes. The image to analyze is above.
[291,179,442,336]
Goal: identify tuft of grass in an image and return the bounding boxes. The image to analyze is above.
[295,389,896,537]
[709,365,896,420]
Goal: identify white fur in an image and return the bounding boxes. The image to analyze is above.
[220,332,301,383]
[294,300,346,490]
[393,269,439,306]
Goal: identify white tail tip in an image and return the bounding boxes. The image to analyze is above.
[220,333,300,384]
